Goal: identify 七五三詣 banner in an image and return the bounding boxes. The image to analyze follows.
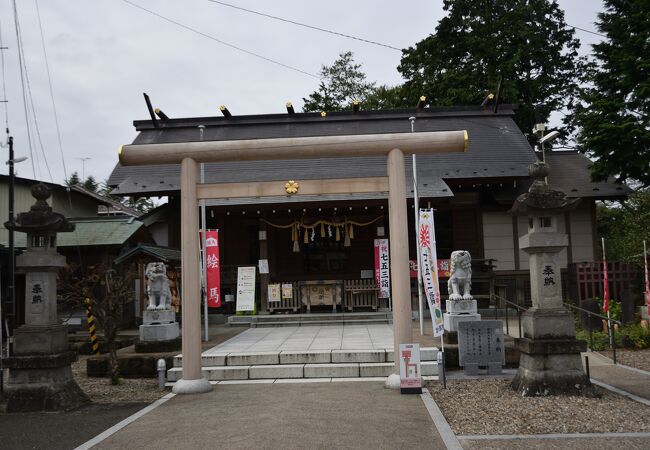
[374,239,390,298]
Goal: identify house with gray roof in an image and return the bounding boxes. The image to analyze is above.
[108,105,628,313]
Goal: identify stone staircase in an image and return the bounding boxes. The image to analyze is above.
[228,312,393,328]
[168,347,438,382]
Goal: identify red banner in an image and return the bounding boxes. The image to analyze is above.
[602,238,609,313]
[643,241,650,316]
[205,230,221,308]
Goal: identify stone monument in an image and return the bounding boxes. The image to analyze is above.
[443,250,481,332]
[137,262,180,350]
[2,183,89,412]
[510,161,596,396]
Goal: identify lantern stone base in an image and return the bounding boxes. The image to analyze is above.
[14,324,69,354]
[521,308,576,339]
[2,351,90,412]
[443,312,481,333]
[511,338,596,397]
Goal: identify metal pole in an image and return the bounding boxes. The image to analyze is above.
[611,323,617,364]
[8,136,15,355]
[410,117,424,336]
[200,163,208,342]
[413,154,424,336]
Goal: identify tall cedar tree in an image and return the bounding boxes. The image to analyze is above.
[575,0,650,186]
[303,51,376,112]
[398,0,584,136]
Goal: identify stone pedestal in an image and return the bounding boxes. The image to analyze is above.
[139,309,180,342]
[443,298,480,332]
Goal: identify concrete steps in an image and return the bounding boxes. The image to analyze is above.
[168,347,438,382]
[228,312,393,328]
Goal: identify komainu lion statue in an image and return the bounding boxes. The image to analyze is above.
[145,262,172,310]
[447,250,473,301]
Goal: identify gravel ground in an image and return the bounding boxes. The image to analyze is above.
[599,348,650,372]
[427,379,650,435]
[72,354,167,403]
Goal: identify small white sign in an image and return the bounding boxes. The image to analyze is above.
[268,284,281,302]
[399,343,422,390]
[360,270,374,279]
[236,266,256,312]
[281,283,293,300]
[258,259,269,274]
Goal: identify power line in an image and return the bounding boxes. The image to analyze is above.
[206,0,402,52]
[12,0,36,178]
[14,3,51,181]
[35,0,68,181]
[0,20,9,133]
[120,0,319,79]
[14,0,52,181]
[567,23,607,39]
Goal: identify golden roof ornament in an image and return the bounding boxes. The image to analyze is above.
[284,180,299,195]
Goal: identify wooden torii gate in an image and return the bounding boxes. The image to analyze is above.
[119,130,467,393]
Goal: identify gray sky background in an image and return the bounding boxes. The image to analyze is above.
[0,0,604,187]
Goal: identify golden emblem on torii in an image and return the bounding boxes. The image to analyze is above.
[284,180,299,194]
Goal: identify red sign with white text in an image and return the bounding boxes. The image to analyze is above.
[205,230,221,308]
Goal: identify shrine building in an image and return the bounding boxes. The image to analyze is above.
[107,105,628,316]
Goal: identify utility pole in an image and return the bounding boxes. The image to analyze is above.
[8,136,15,354]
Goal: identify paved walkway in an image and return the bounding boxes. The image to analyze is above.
[583,351,650,402]
[90,382,449,450]
[205,324,395,353]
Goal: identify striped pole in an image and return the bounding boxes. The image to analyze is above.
[85,298,100,355]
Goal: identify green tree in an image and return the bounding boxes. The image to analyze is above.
[302,51,376,112]
[398,0,585,136]
[574,0,650,186]
[66,171,81,186]
[83,175,99,193]
[597,190,650,263]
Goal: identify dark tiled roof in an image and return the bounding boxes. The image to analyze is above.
[114,243,181,265]
[108,107,537,198]
[545,151,631,198]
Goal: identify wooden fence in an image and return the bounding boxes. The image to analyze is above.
[568,261,639,302]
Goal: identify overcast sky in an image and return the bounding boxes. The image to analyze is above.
[0,0,604,186]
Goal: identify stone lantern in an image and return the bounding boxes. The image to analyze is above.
[510,162,596,396]
[2,183,89,412]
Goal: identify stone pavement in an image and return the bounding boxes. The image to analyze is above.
[90,382,449,450]
[205,324,394,353]
[582,351,650,402]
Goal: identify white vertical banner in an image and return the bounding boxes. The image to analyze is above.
[419,209,444,337]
